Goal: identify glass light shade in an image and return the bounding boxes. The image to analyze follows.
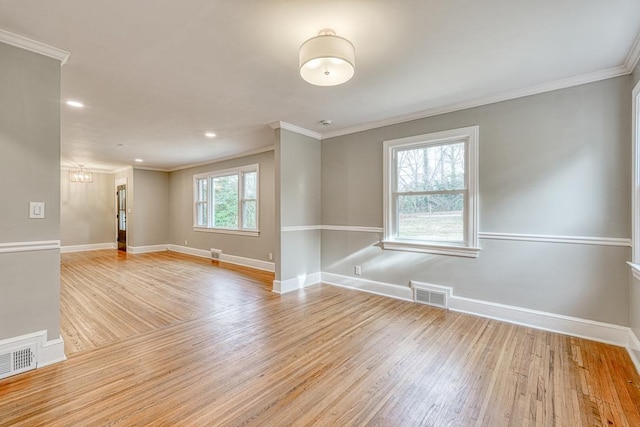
[299,31,355,86]
[69,168,93,183]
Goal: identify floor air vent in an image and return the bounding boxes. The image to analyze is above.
[210,248,222,260]
[0,344,37,380]
[414,289,448,309]
[411,281,452,309]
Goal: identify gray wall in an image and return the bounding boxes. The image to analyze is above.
[168,150,275,261]
[131,169,169,247]
[276,129,321,281]
[321,76,631,325]
[0,42,61,340]
[61,171,115,246]
[632,60,640,87]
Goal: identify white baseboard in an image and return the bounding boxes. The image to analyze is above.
[167,244,210,258]
[273,272,321,294]
[449,295,630,347]
[0,330,66,371]
[220,253,274,272]
[167,245,275,272]
[61,242,116,253]
[628,329,640,374]
[320,272,636,354]
[39,336,66,367]
[321,272,413,302]
[127,244,168,254]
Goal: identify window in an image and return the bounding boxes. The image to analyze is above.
[382,126,479,257]
[193,164,259,236]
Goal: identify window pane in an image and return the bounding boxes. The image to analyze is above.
[119,210,126,231]
[197,178,207,202]
[397,194,464,241]
[242,200,257,229]
[212,175,238,228]
[397,142,465,192]
[243,171,257,199]
[196,202,207,227]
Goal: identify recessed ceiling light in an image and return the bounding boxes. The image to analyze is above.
[66,100,84,108]
[134,158,143,163]
[205,132,216,138]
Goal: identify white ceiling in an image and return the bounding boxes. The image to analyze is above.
[1,0,639,172]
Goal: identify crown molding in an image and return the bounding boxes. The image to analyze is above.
[167,145,275,172]
[625,31,640,72]
[61,166,114,174]
[322,65,630,140]
[113,166,133,174]
[269,121,321,140]
[131,166,172,172]
[0,29,70,65]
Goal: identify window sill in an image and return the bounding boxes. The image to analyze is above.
[628,262,640,281]
[381,240,480,258]
[193,227,260,237]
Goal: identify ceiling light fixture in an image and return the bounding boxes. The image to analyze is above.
[66,100,84,108]
[134,158,143,163]
[69,165,93,183]
[205,132,216,138]
[299,29,355,87]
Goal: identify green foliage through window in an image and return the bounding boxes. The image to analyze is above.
[194,165,258,231]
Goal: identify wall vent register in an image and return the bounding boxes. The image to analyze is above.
[0,344,37,380]
[414,288,448,309]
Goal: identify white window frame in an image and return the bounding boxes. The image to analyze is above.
[630,80,640,278]
[382,126,480,258]
[193,164,260,237]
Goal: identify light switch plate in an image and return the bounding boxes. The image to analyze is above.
[29,202,45,219]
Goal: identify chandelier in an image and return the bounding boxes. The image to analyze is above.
[69,165,93,183]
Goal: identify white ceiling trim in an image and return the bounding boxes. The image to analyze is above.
[625,31,640,72]
[168,145,275,172]
[0,29,69,65]
[61,166,113,174]
[321,65,630,140]
[269,121,321,140]
[113,166,133,174]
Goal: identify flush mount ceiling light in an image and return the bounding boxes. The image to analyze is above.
[69,165,92,183]
[299,29,355,86]
[65,100,84,108]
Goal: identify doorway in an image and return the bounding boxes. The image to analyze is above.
[117,184,127,251]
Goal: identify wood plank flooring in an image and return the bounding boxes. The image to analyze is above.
[1,250,639,426]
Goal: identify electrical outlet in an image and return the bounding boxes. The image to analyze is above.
[354,265,362,276]
[268,252,273,260]
[184,240,188,246]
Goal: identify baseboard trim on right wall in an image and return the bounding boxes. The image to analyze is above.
[318,273,640,373]
[448,293,630,346]
[628,329,640,374]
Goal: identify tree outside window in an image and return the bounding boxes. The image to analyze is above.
[193,164,259,235]
[383,126,479,258]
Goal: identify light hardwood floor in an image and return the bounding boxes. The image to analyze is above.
[1,250,639,426]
